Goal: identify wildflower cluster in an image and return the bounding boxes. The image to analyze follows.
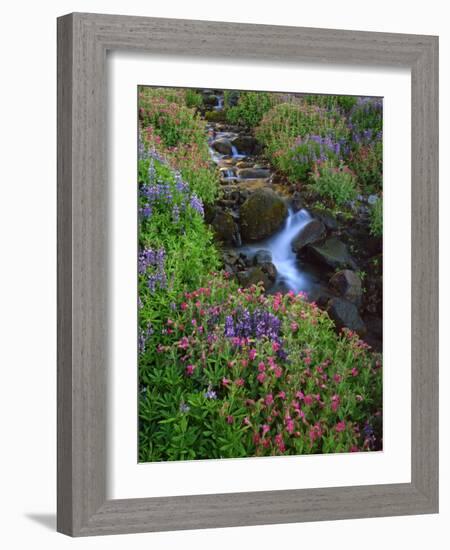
[139,158,204,224]
[139,275,382,462]
[138,247,167,292]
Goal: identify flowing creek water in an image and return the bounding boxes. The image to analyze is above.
[206,98,326,298]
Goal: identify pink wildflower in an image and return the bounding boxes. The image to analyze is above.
[336,421,346,432]
[257,372,266,384]
[185,364,195,376]
[272,341,280,352]
[290,322,299,332]
[258,362,266,373]
[331,394,340,412]
[277,391,286,400]
[249,349,257,361]
[222,377,230,387]
[304,394,314,406]
[265,394,274,406]
[226,415,234,424]
[351,367,359,377]
[180,302,188,310]
[285,417,295,434]
[235,378,245,387]
[309,423,323,444]
[333,374,342,383]
[273,366,283,378]
[261,424,270,436]
[274,433,286,453]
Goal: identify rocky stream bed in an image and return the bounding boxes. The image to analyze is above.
[200,91,383,351]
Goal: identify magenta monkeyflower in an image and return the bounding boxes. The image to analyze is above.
[249,349,257,361]
[185,364,195,376]
[351,367,359,377]
[261,424,270,436]
[265,394,274,406]
[257,372,266,384]
[331,394,340,412]
[222,377,230,387]
[336,421,346,432]
[258,362,266,373]
[226,415,234,424]
[304,394,314,406]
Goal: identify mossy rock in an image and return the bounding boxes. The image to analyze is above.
[240,188,287,242]
[211,210,238,245]
[205,110,227,123]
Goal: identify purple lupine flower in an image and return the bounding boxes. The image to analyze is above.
[172,204,180,223]
[225,315,235,337]
[179,402,190,413]
[148,159,156,183]
[189,193,204,217]
[204,388,217,400]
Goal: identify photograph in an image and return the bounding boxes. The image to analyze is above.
[137,87,383,462]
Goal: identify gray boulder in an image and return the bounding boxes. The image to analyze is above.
[212,138,233,155]
[327,297,367,336]
[292,218,326,253]
[306,237,357,270]
[329,270,363,306]
[231,135,261,155]
[237,266,271,289]
[211,210,239,245]
[253,249,272,265]
[237,168,271,180]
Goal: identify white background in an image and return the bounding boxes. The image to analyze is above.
[109,55,411,498]
[0,1,447,548]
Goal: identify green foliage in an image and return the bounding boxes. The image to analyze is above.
[255,102,349,182]
[303,94,358,113]
[349,141,383,194]
[310,161,358,207]
[184,88,203,109]
[139,86,220,204]
[139,277,382,461]
[369,196,383,238]
[226,91,274,127]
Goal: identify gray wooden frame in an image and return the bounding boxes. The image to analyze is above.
[57,12,439,537]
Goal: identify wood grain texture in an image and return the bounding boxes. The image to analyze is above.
[57,12,439,537]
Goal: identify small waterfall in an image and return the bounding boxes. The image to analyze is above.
[214,96,224,111]
[241,209,318,293]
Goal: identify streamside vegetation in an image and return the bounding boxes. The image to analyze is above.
[138,87,383,462]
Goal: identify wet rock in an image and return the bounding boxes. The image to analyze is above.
[219,167,237,183]
[292,219,326,253]
[261,262,277,281]
[212,138,233,155]
[310,208,338,231]
[253,249,272,265]
[327,297,367,336]
[306,285,334,308]
[203,94,219,107]
[291,191,305,212]
[306,237,357,270]
[237,266,271,289]
[236,160,255,169]
[240,188,288,242]
[329,269,362,306]
[211,210,239,245]
[222,249,240,266]
[237,168,271,180]
[231,135,261,155]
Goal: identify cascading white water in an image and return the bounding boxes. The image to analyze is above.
[241,209,318,293]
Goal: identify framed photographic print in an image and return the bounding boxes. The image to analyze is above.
[57,13,438,536]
